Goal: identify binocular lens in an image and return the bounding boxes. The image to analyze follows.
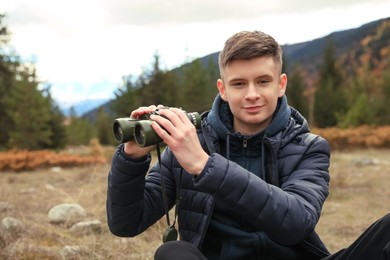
[113,111,200,146]
[134,121,162,147]
[134,125,146,146]
[113,122,123,142]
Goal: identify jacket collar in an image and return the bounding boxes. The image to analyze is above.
[206,94,291,140]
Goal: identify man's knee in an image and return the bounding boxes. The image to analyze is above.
[378,213,390,229]
[154,241,206,260]
[155,241,179,260]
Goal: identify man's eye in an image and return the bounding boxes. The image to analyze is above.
[233,82,244,87]
[258,79,270,85]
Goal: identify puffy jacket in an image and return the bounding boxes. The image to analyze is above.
[106,95,331,259]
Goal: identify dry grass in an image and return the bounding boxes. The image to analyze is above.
[316,149,390,253]
[0,148,389,259]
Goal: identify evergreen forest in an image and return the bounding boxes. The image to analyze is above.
[1,14,389,151]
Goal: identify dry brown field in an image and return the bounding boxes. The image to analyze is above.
[1,148,390,259]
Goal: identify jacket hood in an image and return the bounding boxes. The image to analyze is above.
[206,94,292,139]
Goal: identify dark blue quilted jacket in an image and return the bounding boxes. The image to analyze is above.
[107,95,331,259]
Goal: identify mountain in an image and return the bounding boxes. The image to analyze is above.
[81,17,390,121]
[282,17,390,75]
[202,17,389,75]
[62,98,110,117]
[81,101,112,122]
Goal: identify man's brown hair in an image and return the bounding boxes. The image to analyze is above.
[218,31,283,78]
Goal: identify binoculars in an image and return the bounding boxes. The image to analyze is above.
[113,109,201,147]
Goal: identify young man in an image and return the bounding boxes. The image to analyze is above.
[106,31,390,259]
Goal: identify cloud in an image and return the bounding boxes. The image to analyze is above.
[50,80,117,108]
[4,0,388,28]
[1,0,390,108]
[103,0,389,25]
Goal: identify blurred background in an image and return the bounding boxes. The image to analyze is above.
[0,0,390,151]
[0,1,390,259]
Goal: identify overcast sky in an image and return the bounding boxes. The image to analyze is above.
[1,0,389,108]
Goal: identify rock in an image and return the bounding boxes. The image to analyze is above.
[0,202,9,213]
[48,203,87,226]
[0,216,24,235]
[60,245,89,259]
[352,157,378,166]
[0,216,24,243]
[20,188,36,193]
[69,220,102,235]
[45,184,55,190]
[51,166,62,173]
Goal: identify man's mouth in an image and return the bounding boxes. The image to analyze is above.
[244,105,263,113]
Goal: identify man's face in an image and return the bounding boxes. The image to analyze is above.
[217,57,287,135]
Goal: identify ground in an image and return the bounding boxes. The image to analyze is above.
[0,148,389,259]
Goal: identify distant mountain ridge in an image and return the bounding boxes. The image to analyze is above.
[201,17,390,75]
[62,98,110,117]
[81,17,390,120]
[282,17,390,74]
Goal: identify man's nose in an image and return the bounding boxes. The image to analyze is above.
[245,84,260,99]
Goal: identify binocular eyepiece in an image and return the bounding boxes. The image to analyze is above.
[113,109,201,147]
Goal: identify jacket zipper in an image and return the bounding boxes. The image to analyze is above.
[243,136,248,148]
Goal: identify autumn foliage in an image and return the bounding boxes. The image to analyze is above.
[0,149,107,172]
[313,125,390,150]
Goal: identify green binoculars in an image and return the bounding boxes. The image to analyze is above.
[113,110,201,147]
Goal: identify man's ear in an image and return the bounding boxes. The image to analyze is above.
[278,73,287,97]
[217,79,228,101]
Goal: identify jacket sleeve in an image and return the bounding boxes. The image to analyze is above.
[106,144,171,237]
[193,135,330,246]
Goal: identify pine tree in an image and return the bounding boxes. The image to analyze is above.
[286,65,309,119]
[6,66,53,149]
[65,116,95,145]
[205,57,220,108]
[338,64,376,127]
[47,103,67,149]
[138,53,171,106]
[313,39,347,127]
[182,58,211,113]
[96,106,113,145]
[161,70,181,107]
[0,14,17,148]
[42,84,67,149]
[339,93,375,127]
[374,59,390,125]
[111,75,140,118]
[1,14,67,150]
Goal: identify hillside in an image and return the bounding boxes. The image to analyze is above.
[283,17,390,75]
[83,17,390,120]
[202,17,390,75]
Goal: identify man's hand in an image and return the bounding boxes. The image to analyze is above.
[150,108,209,176]
[123,105,164,159]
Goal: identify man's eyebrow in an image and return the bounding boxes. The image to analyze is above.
[227,77,245,83]
[258,74,274,80]
[227,74,274,83]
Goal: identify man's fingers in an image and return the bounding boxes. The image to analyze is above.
[151,120,172,141]
[130,105,163,118]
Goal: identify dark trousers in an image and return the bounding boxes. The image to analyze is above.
[155,240,207,260]
[154,213,390,260]
[322,213,390,260]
